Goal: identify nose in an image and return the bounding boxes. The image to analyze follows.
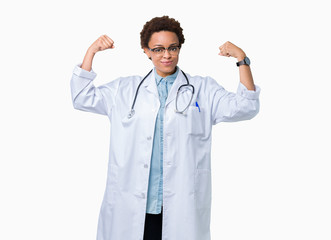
[163,49,171,58]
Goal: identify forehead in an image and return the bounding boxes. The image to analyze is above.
[149,31,179,46]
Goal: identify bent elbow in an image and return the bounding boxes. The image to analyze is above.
[72,100,81,110]
[245,100,260,120]
[71,95,85,111]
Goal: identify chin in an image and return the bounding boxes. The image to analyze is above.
[158,66,177,76]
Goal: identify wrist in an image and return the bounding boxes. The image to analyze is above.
[236,56,251,67]
[236,53,246,62]
[236,48,246,61]
[87,47,98,56]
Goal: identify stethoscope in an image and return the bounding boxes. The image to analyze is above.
[127,69,195,119]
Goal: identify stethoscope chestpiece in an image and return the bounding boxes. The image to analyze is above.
[127,109,135,119]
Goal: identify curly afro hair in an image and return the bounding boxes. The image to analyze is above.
[140,16,185,49]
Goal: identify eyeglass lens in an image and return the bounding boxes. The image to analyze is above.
[152,46,180,55]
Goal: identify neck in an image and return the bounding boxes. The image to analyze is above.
[156,67,177,78]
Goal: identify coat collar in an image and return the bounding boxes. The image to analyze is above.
[142,67,187,106]
[166,69,187,107]
[142,69,158,98]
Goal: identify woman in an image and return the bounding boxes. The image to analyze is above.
[70,16,260,240]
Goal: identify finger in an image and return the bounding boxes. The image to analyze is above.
[218,50,226,56]
[218,46,224,55]
[100,39,111,50]
[107,36,114,45]
[223,44,228,53]
[105,36,115,49]
[103,38,113,48]
[103,35,114,47]
[220,49,228,56]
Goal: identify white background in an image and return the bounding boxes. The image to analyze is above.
[1,0,330,239]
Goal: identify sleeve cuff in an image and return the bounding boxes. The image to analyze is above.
[237,82,261,100]
[72,63,97,80]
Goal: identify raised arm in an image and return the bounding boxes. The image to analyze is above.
[81,35,115,71]
[210,41,260,124]
[70,35,119,116]
[219,41,255,91]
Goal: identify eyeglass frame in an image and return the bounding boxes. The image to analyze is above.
[148,45,181,55]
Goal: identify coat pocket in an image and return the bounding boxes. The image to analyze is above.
[178,105,204,135]
[194,169,212,209]
[189,106,204,135]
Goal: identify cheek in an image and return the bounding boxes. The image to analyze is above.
[172,57,179,65]
[151,58,159,66]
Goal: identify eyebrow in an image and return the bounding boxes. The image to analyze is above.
[152,43,179,47]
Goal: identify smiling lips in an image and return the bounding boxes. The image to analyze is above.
[161,61,173,66]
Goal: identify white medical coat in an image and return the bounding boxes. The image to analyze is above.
[70,64,260,240]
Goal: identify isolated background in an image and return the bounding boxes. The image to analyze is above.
[1,0,330,239]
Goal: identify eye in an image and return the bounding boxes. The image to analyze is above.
[153,47,164,53]
[169,46,178,52]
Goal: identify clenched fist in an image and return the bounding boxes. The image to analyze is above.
[88,35,115,54]
[219,41,246,61]
[81,35,115,71]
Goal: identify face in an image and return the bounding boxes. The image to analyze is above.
[144,31,180,77]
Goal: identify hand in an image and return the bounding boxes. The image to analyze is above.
[81,35,114,71]
[219,41,246,61]
[88,35,115,54]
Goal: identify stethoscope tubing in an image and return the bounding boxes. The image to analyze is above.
[128,69,194,118]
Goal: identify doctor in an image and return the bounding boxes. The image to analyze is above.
[70,16,260,240]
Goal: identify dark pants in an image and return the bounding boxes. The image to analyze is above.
[143,208,163,240]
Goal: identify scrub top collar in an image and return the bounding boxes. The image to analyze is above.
[155,66,179,86]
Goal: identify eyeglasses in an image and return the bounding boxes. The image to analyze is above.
[148,46,181,56]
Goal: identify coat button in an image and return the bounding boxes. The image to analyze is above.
[141,193,145,198]
[144,164,148,168]
[147,136,152,140]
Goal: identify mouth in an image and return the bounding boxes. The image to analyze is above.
[161,61,173,66]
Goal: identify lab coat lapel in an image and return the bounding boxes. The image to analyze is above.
[142,69,159,99]
[165,69,187,107]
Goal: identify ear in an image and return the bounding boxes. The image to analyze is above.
[143,47,152,60]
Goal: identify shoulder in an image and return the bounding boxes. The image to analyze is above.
[183,72,224,90]
[103,75,143,89]
[117,75,142,85]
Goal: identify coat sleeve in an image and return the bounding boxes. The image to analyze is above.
[70,63,121,117]
[210,78,261,125]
